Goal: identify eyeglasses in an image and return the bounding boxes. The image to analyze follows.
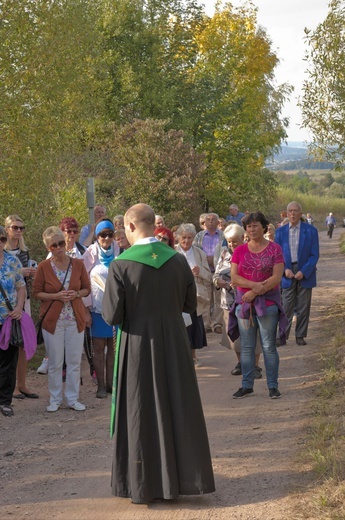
[157,235,169,243]
[9,225,25,231]
[64,229,78,234]
[49,240,66,249]
[98,231,114,239]
[0,237,7,244]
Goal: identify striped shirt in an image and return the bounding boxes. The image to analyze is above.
[289,223,300,263]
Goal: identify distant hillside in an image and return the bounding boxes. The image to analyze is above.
[267,142,334,171]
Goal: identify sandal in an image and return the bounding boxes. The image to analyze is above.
[0,405,14,417]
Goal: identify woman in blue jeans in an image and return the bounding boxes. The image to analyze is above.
[229,212,287,399]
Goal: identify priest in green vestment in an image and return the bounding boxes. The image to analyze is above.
[103,203,215,504]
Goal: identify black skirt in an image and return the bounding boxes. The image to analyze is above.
[186,311,207,349]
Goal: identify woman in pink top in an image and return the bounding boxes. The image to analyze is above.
[230,212,285,400]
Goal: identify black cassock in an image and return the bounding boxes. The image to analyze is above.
[103,242,215,503]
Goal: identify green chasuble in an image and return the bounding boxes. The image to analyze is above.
[117,240,177,267]
[110,241,177,436]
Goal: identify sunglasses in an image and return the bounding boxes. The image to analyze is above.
[49,240,66,249]
[157,235,169,242]
[10,225,25,231]
[64,228,78,234]
[0,236,7,244]
[98,231,114,239]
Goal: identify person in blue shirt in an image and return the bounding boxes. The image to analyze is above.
[79,204,106,246]
[225,204,245,226]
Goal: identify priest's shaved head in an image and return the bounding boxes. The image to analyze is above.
[124,204,156,244]
[125,204,155,228]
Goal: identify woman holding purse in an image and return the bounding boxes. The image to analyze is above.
[33,227,90,412]
[0,226,26,417]
[5,214,38,400]
[175,223,212,366]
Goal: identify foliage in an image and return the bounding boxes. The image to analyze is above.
[100,0,291,215]
[301,0,345,162]
[276,186,345,226]
[0,0,292,253]
[101,119,207,225]
[0,0,104,256]
[101,0,204,130]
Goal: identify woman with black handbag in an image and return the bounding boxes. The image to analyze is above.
[175,223,212,367]
[0,226,26,417]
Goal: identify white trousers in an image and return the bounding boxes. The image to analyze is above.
[42,319,84,407]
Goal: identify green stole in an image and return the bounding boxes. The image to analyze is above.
[110,241,177,437]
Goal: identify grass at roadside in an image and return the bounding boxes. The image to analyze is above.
[296,295,345,519]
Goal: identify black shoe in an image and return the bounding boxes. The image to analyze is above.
[254,366,263,379]
[231,362,242,375]
[269,388,281,399]
[233,387,253,399]
[296,337,307,346]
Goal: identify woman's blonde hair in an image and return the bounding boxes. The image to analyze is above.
[42,226,64,247]
[4,214,28,252]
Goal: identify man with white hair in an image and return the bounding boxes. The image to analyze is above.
[194,213,224,333]
[325,212,336,238]
[154,215,165,228]
[79,204,106,246]
[225,204,245,226]
[275,201,319,346]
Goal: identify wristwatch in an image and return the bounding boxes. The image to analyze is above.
[76,291,80,298]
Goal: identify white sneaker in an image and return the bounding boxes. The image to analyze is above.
[46,403,60,412]
[37,357,49,374]
[69,402,86,411]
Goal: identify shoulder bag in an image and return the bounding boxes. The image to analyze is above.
[0,281,24,347]
[36,258,72,344]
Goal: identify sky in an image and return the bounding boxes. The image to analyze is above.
[198,0,330,143]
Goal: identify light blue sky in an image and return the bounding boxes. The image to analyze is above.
[198,0,330,142]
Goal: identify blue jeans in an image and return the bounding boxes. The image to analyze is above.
[235,304,279,389]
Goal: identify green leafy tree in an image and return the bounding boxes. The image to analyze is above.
[100,1,291,214]
[101,119,207,224]
[101,0,204,129]
[191,3,291,213]
[301,0,345,161]
[0,0,103,243]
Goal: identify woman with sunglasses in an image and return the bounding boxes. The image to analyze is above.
[5,215,38,400]
[59,217,86,259]
[83,219,120,398]
[37,217,88,376]
[154,226,175,248]
[32,227,90,412]
[0,226,26,416]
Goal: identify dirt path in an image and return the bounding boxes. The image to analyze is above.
[1,227,344,520]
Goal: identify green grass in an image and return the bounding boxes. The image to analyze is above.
[275,188,345,228]
[296,295,345,519]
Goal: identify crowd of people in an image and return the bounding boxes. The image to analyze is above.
[0,200,321,503]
